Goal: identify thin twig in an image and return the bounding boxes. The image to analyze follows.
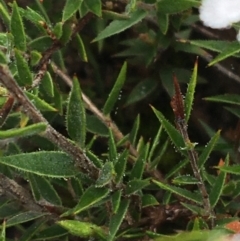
[0,64,99,180]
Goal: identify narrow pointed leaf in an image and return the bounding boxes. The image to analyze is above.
[0,123,46,139]
[108,199,130,241]
[28,174,62,205]
[81,0,102,17]
[130,143,149,180]
[218,165,240,175]
[62,0,83,22]
[58,220,106,239]
[114,149,128,184]
[34,225,68,240]
[19,219,46,241]
[96,162,114,187]
[184,59,198,122]
[198,130,221,169]
[129,114,140,146]
[172,175,199,185]
[125,79,157,106]
[103,62,127,115]
[149,125,162,161]
[142,194,159,207]
[0,151,77,177]
[204,94,240,105]
[126,179,150,195]
[209,42,240,66]
[0,3,10,28]
[151,107,185,151]
[165,159,189,179]
[152,180,202,204]
[41,71,54,97]
[111,190,122,213]
[6,211,45,227]
[62,186,109,216]
[25,92,57,112]
[66,76,86,147]
[15,49,32,85]
[108,128,117,164]
[20,6,45,25]
[86,114,109,136]
[93,9,147,42]
[157,0,200,14]
[209,155,229,207]
[75,34,88,62]
[11,1,26,51]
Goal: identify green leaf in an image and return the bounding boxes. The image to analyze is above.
[209,42,240,66]
[157,0,200,14]
[80,0,102,17]
[151,107,185,152]
[0,123,46,139]
[181,202,205,215]
[203,94,240,105]
[96,162,115,187]
[198,130,221,169]
[0,151,77,177]
[165,159,189,179]
[62,186,109,216]
[34,225,68,240]
[152,179,202,204]
[111,190,122,213]
[19,219,46,241]
[58,220,106,239]
[114,149,128,184]
[86,114,109,136]
[130,143,149,180]
[218,165,240,175]
[125,78,158,106]
[142,194,159,207]
[93,9,147,42]
[0,219,5,241]
[184,40,232,53]
[28,36,52,52]
[6,211,45,227]
[15,49,33,86]
[108,199,130,241]
[184,59,198,122]
[25,92,57,112]
[53,22,63,39]
[41,71,54,97]
[75,34,88,62]
[62,0,83,22]
[21,6,45,25]
[103,62,127,115]
[149,125,162,162]
[108,128,117,165]
[157,13,169,34]
[172,175,199,185]
[126,179,150,195]
[10,1,26,51]
[30,50,42,66]
[28,174,62,205]
[129,114,140,146]
[0,3,10,28]
[86,150,103,168]
[66,76,86,147]
[209,155,229,207]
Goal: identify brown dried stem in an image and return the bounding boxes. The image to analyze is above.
[171,76,215,226]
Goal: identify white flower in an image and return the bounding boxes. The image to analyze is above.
[199,0,240,29]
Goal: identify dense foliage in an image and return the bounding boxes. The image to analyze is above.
[0,0,240,240]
